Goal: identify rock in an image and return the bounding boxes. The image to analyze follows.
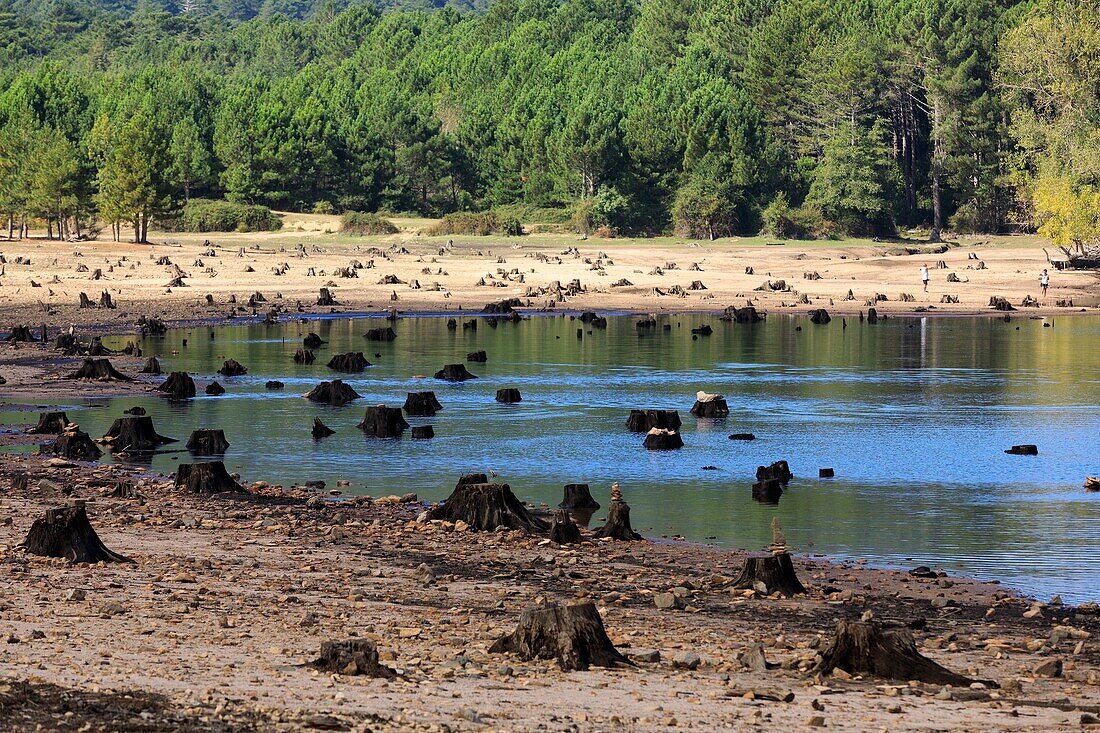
[65,588,86,602]
[808,716,826,727]
[630,649,661,663]
[654,592,683,610]
[1034,658,1063,678]
[672,651,701,670]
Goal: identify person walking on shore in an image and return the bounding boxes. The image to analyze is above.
[1040,268,1050,303]
[920,263,929,293]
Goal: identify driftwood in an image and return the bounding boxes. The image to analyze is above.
[157,372,196,399]
[403,391,442,416]
[186,429,230,455]
[625,409,681,433]
[23,505,132,563]
[643,428,683,450]
[364,327,397,341]
[29,412,70,435]
[294,348,315,364]
[489,603,632,671]
[40,428,103,461]
[218,359,248,376]
[310,639,395,678]
[206,381,226,396]
[732,552,806,596]
[559,483,600,510]
[100,417,176,453]
[326,352,370,372]
[495,388,522,403]
[428,481,548,532]
[592,500,642,540]
[435,363,477,382]
[311,418,335,439]
[549,510,582,544]
[304,379,361,406]
[65,358,132,382]
[175,461,245,494]
[357,406,409,438]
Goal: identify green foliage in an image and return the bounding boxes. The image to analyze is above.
[170,198,283,232]
[428,211,521,236]
[340,211,397,235]
[761,193,810,239]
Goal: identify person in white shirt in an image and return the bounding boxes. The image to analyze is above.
[1040,268,1050,302]
[920,264,929,293]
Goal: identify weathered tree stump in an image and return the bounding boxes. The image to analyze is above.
[316,288,338,306]
[428,482,548,531]
[357,405,409,438]
[86,338,115,357]
[495,388,522,403]
[411,425,434,439]
[435,363,477,381]
[489,602,632,671]
[625,409,681,433]
[205,381,226,396]
[467,350,487,362]
[691,324,713,336]
[559,483,600,510]
[310,639,395,678]
[304,379,361,406]
[294,348,315,364]
[456,473,488,487]
[303,333,325,349]
[549,510,582,545]
[40,428,103,461]
[867,307,878,324]
[23,505,132,563]
[326,352,370,372]
[732,552,806,596]
[722,306,764,323]
[157,372,196,399]
[813,620,986,686]
[124,406,145,415]
[29,412,70,435]
[5,325,36,342]
[809,308,831,324]
[186,429,230,455]
[65,358,133,382]
[446,318,458,330]
[266,380,284,390]
[752,479,784,503]
[643,428,683,450]
[139,356,161,375]
[592,500,642,540]
[757,460,793,484]
[364,327,397,341]
[218,359,248,376]
[989,296,1015,311]
[107,481,142,499]
[403,391,442,416]
[483,298,523,314]
[100,416,176,453]
[690,392,729,418]
[175,461,245,494]
[729,433,756,441]
[819,467,835,478]
[1005,444,1038,456]
[311,418,335,439]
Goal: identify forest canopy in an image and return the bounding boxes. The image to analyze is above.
[1,0,1097,243]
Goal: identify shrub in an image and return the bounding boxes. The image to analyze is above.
[312,200,335,215]
[761,193,810,239]
[170,199,282,233]
[340,212,398,236]
[427,211,523,236]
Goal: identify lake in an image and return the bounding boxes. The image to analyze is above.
[4,312,1099,602]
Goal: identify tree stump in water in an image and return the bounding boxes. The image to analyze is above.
[643,428,683,450]
[867,307,878,324]
[175,461,245,494]
[87,338,114,356]
[304,379,361,406]
[326,352,370,373]
[23,505,132,564]
[364,327,397,341]
[467,350,487,362]
[690,392,729,418]
[139,356,161,375]
[310,639,395,678]
[5,325,36,342]
[29,412,70,435]
[186,429,230,455]
[592,500,642,540]
[729,433,756,441]
[549,510,582,545]
[303,333,325,349]
[691,324,713,336]
[218,359,247,376]
[813,620,986,686]
[559,483,600,510]
[294,348,315,365]
[489,603,632,671]
[625,409,681,433]
[732,552,806,596]
[721,306,764,323]
[157,372,196,399]
[316,288,338,307]
[428,482,548,532]
[312,418,335,439]
[100,417,176,453]
[205,381,226,396]
[1005,444,1038,456]
[124,406,146,415]
[435,363,477,381]
[266,380,284,390]
[40,428,103,461]
[752,479,784,503]
[403,391,442,416]
[411,425,434,439]
[809,308,831,324]
[495,388,522,403]
[357,405,409,438]
[757,460,793,483]
[65,358,133,382]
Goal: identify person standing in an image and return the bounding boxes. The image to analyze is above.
[1040,268,1050,303]
[920,263,929,293]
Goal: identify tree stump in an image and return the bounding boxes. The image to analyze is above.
[625,409,681,433]
[467,350,488,362]
[364,327,397,341]
[549,510,582,545]
[157,372,196,399]
[316,288,338,306]
[731,552,806,596]
[643,428,683,450]
[592,500,642,540]
[294,348,315,364]
[54,333,80,354]
[411,425,434,439]
[186,429,230,455]
[1005,444,1038,456]
[813,620,986,686]
[428,482,548,532]
[721,306,764,323]
[312,418,335,439]
[175,461,245,494]
[403,391,442,416]
[218,359,247,376]
[23,505,132,563]
[29,412,70,435]
[310,639,395,678]
[729,433,756,441]
[690,392,729,418]
[867,307,878,324]
[266,380,284,390]
[86,338,115,357]
[752,479,784,503]
[326,352,370,373]
[489,603,632,671]
[810,308,831,324]
[5,325,36,342]
[819,468,835,478]
[691,324,712,336]
[139,356,161,375]
[100,417,176,453]
[435,363,477,381]
[206,381,226,396]
[65,358,133,382]
[304,379,361,406]
[40,429,103,461]
[107,481,142,499]
[495,388,522,403]
[446,318,458,330]
[456,473,488,487]
[357,405,409,438]
[559,483,600,510]
[303,333,325,349]
[757,460,793,484]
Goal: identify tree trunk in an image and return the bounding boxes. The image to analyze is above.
[930,96,944,243]
[310,639,395,678]
[592,500,642,540]
[559,483,600,510]
[40,428,103,461]
[100,416,176,453]
[186,429,230,455]
[490,603,633,671]
[64,357,133,382]
[175,461,245,494]
[29,411,71,435]
[428,481,548,532]
[731,552,806,596]
[23,505,132,563]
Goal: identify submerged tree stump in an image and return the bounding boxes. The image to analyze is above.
[435,363,477,381]
[157,372,196,399]
[428,482,548,532]
[495,388,522,403]
[625,409,681,433]
[40,429,103,461]
[809,308,831,324]
[559,483,600,510]
[311,418,335,439]
[364,327,397,341]
[218,359,248,376]
[592,500,642,540]
[23,505,132,563]
[690,392,729,418]
[139,356,161,375]
[357,405,409,438]
[403,391,442,416]
[294,348,315,364]
[100,417,176,453]
[29,412,70,435]
[549,510,582,545]
[326,352,370,372]
[186,429,230,455]
[411,425,434,439]
[732,552,806,596]
[757,460,793,484]
[1005,444,1038,456]
[489,603,632,671]
[813,620,986,686]
[175,461,245,494]
[643,428,683,450]
[467,350,488,362]
[310,639,395,678]
[304,379,361,406]
[303,333,326,349]
[65,358,133,382]
[206,381,226,396]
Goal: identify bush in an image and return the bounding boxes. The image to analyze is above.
[169,199,282,233]
[312,200,335,215]
[761,193,810,239]
[340,212,398,236]
[427,211,523,236]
